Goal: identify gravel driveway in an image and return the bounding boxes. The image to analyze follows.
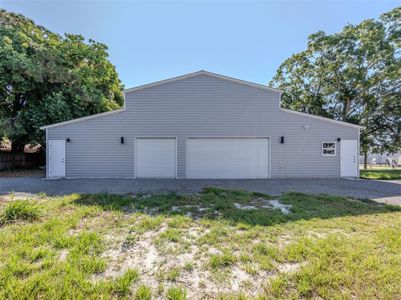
[1,176,400,204]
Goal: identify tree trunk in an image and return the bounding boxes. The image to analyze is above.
[342,96,351,121]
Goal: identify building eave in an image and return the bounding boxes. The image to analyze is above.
[40,109,125,130]
[281,108,365,130]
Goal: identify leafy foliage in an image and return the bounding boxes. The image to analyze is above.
[270,7,401,157]
[0,9,124,152]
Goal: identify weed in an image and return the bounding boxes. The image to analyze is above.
[244,263,258,275]
[252,243,279,260]
[135,284,152,300]
[112,269,139,295]
[158,228,181,243]
[210,250,237,268]
[1,200,40,224]
[133,215,164,234]
[122,234,137,249]
[166,286,187,300]
[167,215,192,228]
[239,252,251,263]
[166,267,180,281]
[183,261,194,272]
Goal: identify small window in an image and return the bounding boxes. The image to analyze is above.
[322,142,336,156]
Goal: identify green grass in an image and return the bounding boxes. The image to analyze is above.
[360,167,401,180]
[166,286,187,300]
[183,261,194,272]
[210,250,237,268]
[0,200,40,225]
[0,188,401,298]
[135,284,152,300]
[112,269,139,295]
[165,267,180,281]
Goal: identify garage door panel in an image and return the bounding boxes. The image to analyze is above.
[187,138,269,179]
[136,138,176,178]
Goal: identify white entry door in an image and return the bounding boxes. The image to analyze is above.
[340,140,358,177]
[186,138,269,179]
[136,138,176,178]
[49,140,65,177]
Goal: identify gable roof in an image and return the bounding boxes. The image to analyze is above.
[124,70,283,94]
[40,71,362,130]
[41,71,283,130]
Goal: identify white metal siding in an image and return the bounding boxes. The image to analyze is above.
[136,138,176,178]
[186,138,269,179]
[47,74,359,178]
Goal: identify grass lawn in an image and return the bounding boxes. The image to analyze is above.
[360,167,401,180]
[1,188,401,299]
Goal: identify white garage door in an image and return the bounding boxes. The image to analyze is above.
[186,138,269,179]
[136,138,176,178]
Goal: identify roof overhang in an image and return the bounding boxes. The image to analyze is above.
[40,109,125,130]
[281,108,365,130]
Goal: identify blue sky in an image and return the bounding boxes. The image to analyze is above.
[1,0,399,88]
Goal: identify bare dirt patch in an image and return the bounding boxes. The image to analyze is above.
[92,218,305,299]
[59,249,68,262]
[234,198,293,214]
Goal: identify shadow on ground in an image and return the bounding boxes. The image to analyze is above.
[72,187,401,227]
[1,177,400,205]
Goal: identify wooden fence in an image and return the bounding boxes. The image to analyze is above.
[0,152,45,170]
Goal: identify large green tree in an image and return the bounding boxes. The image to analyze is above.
[0,9,124,153]
[270,7,401,168]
